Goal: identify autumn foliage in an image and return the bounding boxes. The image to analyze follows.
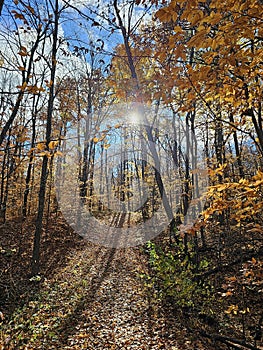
[0,0,263,349]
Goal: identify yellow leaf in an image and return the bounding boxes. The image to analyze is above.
[46,80,53,88]
[226,276,237,282]
[211,39,218,50]
[17,82,27,91]
[37,142,46,151]
[187,29,209,48]
[174,25,183,33]
[55,150,63,157]
[253,170,263,180]
[155,8,173,22]
[225,304,238,315]
[209,12,222,25]
[48,140,59,150]
[38,151,49,157]
[251,257,257,265]
[187,10,203,25]
[254,180,263,186]
[93,137,99,143]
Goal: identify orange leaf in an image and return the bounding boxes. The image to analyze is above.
[251,257,257,265]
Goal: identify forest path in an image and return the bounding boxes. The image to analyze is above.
[49,244,184,349]
[1,221,203,350]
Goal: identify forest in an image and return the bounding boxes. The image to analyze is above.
[0,0,263,349]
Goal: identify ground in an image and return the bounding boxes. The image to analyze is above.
[0,215,262,349]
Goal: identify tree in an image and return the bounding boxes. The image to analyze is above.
[112,0,178,234]
[0,0,4,16]
[154,0,263,159]
[31,0,60,275]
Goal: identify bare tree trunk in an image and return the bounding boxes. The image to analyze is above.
[0,27,46,147]
[229,113,244,178]
[0,133,10,223]
[214,116,225,266]
[0,0,4,15]
[23,115,36,218]
[46,154,54,228]
[215,117,224,179]
[80,84,92,202]
[31,0,59,276]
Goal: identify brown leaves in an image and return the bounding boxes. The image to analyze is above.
[18,46,28,57]
[12,10,25,20]
[16,82,45,94]
[26,5,35,15]
[155,8,175,22]
[34,140,61,157]
[16,82,27,91]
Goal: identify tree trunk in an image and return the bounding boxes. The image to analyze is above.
[31,0,59,276]
[0,0,4,15]
[229,113,244,178]
[0,133,10,223]
[23,116,36,218]
[0,28,45,147]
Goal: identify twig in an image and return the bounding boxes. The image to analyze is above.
[200,330,261,350]
[195,247,263,280]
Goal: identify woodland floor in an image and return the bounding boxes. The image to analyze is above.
[0,215,262,350]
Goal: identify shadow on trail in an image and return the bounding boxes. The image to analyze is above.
[58,247,116,345]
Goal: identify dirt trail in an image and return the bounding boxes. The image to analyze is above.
[1,223,201,350]
[55,245,183,349]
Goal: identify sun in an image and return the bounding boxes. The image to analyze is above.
[127,110,144,125]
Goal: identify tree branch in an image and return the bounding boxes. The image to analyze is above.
[200,330,261,350]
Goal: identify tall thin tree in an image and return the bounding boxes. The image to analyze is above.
[31,0,59,275]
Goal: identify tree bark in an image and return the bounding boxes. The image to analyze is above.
[0,27,45,147]
[0,0,4,15]
[23,115,36,218]
[229,113,244,178]
[31,0,59,276]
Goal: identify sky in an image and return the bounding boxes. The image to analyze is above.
[0,0,154,76]
[59,0,153,66]
[0,0,155,133]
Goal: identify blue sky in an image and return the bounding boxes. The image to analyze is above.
[0,0,155,80]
